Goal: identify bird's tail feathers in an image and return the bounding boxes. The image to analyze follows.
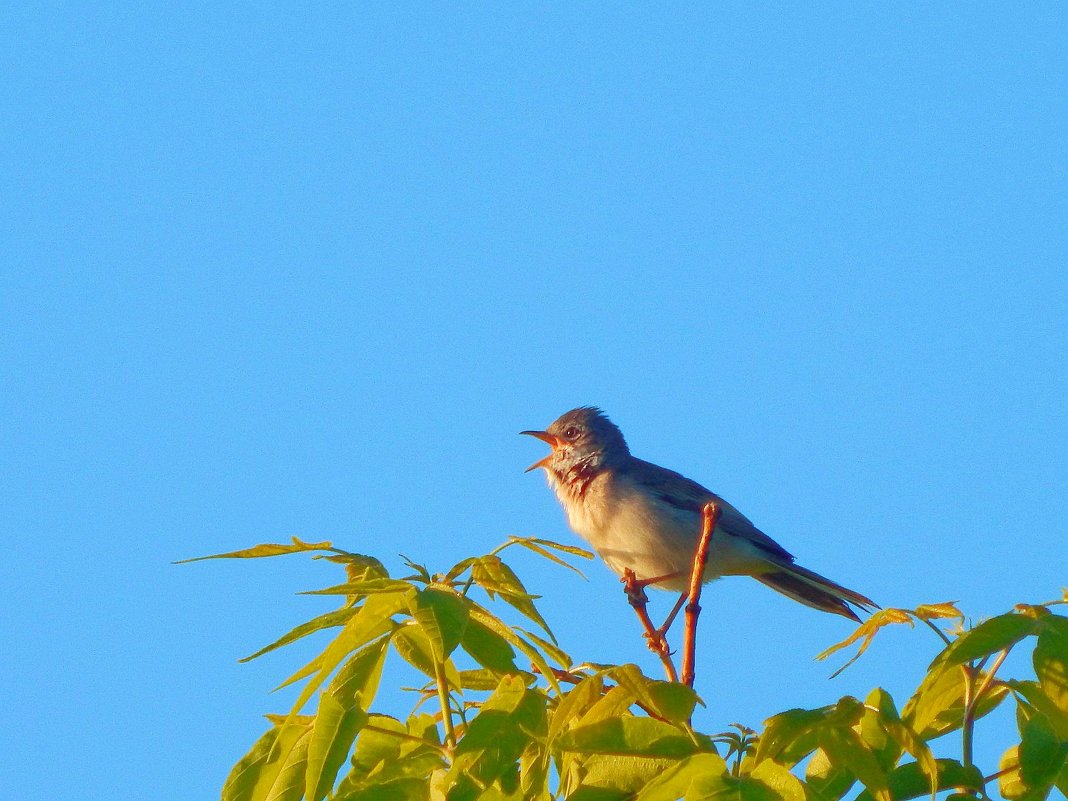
[755,562,877,623]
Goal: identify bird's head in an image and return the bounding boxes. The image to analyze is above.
[521,406,630,479]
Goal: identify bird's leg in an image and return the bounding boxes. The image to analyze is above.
[680,501,720,687]
[656,592,689,641]
[621,568,679,683]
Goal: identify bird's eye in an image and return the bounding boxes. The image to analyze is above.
[563,426,580,440]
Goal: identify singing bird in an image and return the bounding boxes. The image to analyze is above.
[522,407,875,621]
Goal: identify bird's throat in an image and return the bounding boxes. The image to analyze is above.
[548,457,599,499]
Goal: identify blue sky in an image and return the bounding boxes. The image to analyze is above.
[2,5,1066,800]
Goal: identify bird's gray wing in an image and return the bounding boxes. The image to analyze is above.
[626,458,795,561]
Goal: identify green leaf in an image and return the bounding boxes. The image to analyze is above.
[327,633,391,708]
[866,688,937,799]
[459,618,518,674]
[937,613,1039,667]
[687,766,803,800]
[467,604,561,693]
[577,684,640,726]
[805,748,856,801]
[457,669,504,690]
[999,710,1068,801]
[749,760,807,801]
[177,536,333,563]
[392,624,439,678]
[564,786,632,801]
[318,551,389,581]
[516,626,573,670]
[241,607,359,663]
[1034,615,1068,722]
[222,719,312,801]
[817,726,890,801]
[853,760,983,801]
[340,714,446,797]
[549,674,605,744]
[305,692,368,801]
[284,591,410,722]
[574,754,683,797]
[263,727,312,801]
[609,664,698,724]
[409,586,470,661]
[902,662,1009,740]
[755,707,830,764]
[336,778,429,801]
[1008,680,1068,740]
[558,717,702,758]
[352,714,406,773]
[454,700,530,786]
[633,752,729,801]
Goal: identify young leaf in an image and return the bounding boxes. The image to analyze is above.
[816,609,913,677]
[471,555,557,644]
[913,602,964,621]
[300,579,415,596]
[305,693,368,801]
[516,626,572,670]
[177,537,332,563]
[509,538,590,579]
[318,551,389,581]
[240,607,358,663]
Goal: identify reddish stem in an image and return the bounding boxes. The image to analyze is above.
[680,502,719,687]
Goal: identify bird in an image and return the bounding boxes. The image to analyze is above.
[521,406,875,622]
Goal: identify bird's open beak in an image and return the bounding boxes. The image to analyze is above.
[520,430,561,472]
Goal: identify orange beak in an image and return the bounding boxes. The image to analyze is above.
[520,430,561,472]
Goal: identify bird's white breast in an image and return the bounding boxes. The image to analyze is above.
[548,469,767,591]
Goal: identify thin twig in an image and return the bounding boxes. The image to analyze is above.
[681,502,719,687]
[622,569,679,682]
[919,617,953,647]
